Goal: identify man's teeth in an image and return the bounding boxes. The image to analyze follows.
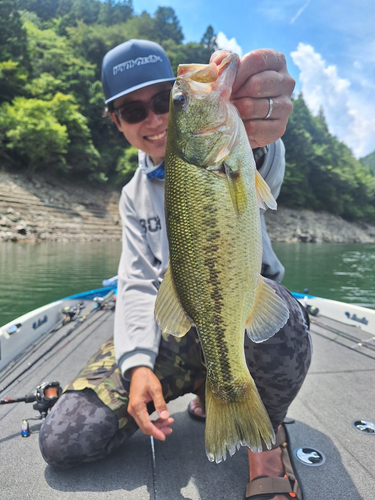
[147,131,166,141]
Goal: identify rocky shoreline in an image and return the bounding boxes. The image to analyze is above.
[264,206,375,244]
[0,169,122,243]
[1,168,375,244]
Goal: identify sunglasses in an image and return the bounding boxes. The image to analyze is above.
[114,89,171,124]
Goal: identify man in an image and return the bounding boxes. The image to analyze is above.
[40,39,311,500]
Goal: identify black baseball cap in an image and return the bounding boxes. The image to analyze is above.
[101,39,176,105]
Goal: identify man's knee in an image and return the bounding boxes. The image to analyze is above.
[39,389,119,468]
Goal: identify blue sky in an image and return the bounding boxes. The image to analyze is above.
[132,0,375,158]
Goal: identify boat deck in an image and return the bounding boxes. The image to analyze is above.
[1,304,374,499]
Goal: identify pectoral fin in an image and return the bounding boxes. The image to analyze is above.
[245,276,289,342]
[224,162,247,216]
[155,266,194,337]
[255,170,277,210]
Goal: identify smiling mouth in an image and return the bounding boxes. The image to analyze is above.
[146,130,167,141]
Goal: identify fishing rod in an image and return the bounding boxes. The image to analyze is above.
[39,304,113,370]
[150,436,158,500]
[0,381,62,436]
[310,319,375,360]
[0,381,61,413]
[0,290,115,395]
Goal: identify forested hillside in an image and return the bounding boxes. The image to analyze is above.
[281,96,375,222]
[361,151,375,174]
[1,0,375,223]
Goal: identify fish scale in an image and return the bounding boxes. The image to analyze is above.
[155,53,290,462]
[166,151,256,394]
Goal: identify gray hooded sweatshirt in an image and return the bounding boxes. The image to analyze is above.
[114,139,286,379]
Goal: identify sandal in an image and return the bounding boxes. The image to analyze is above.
[187,397,206,422]
[245,424,304,499]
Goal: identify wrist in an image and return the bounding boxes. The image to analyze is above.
[129,366,151,378]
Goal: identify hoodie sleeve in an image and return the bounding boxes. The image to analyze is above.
[257,139,285,200]
[257,139,286,283]
[114,186,161,380]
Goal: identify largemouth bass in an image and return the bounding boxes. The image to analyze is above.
[155,53,289,463]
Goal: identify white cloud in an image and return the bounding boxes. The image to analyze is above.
[291,43,375,158]
[216,32,243,57]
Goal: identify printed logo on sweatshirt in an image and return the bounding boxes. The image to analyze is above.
[140,216,162,233]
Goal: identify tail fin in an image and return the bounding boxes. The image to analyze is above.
[205,375,275,463]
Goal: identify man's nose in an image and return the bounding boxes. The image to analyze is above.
[145,110,165,125]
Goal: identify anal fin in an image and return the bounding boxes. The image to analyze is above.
[245,276,289,342]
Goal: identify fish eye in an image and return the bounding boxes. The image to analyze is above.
[173,92,188,110]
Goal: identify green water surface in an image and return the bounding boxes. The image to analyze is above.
[1,241,374,326]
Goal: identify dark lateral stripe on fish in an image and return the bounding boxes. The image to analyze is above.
[201,208,233,392]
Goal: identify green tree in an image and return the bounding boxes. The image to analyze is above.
[153,6,183,44]
[18,0,59,21]
[200,25,217,52]
[56,0,101,34]
[50,92,100,175]
[279,94,316,208]
[115,146,138,185]
[86,79,125,179]
[0,93,100,175]
[24,72,63,100]
[55,0,132,34]
[0,96,68,170]
[24,19,96,107]
[361,150,375,174]
[281,93,375,222]
[0,0,29,65]
[65,21,130,79]
[97,0,133,26]
[0,60,28,103]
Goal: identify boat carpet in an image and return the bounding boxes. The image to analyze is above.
[1,308,374,499]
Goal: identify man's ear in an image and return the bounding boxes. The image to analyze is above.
[110,112,123,132]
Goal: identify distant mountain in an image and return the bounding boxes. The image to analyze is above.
[360,150,375,173]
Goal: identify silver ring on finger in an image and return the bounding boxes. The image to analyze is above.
[264,97,274,120]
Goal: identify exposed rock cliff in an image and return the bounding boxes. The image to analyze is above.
[265,207,375,244]
[0,169,121,242]
[1,168,375,244]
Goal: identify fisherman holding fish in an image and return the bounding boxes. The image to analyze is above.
[39,39,312,500]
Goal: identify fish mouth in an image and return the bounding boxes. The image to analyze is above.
[145,130,167,142]
[177,53,239,100]
[177,54,238,84]
[177,62,218,83]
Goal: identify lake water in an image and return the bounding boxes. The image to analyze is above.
[1,241,374,326]
[273,242,375,309]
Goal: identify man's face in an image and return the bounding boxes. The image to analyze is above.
[111,83,172,165]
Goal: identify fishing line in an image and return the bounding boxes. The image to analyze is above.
[0,291,115,395]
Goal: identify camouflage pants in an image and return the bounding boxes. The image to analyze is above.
[39,281,312,468]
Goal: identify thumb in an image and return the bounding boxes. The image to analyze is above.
[210,49,230,65]
[151,386,169,419]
